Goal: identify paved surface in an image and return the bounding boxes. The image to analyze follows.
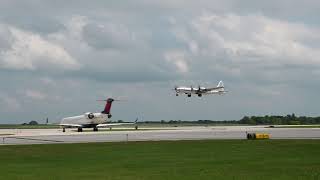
[0,126,320,145]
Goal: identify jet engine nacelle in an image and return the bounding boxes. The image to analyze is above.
[85,112,95,119]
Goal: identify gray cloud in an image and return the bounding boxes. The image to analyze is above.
[0,24,80,71]
[0,0,319,123]
[82,22,136,50]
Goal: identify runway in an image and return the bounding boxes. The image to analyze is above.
[1,126,320,145]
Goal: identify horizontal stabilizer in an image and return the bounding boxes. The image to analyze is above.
[97,118,138,127]
[59,124,82,127]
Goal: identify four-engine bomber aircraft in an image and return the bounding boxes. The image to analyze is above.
[60,98,137,132]
[174,81,227,97]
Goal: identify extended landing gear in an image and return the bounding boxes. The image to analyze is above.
[135,126,138,130]
[187,94,191,97]
[93,127,98,131]
[176,93,179,96]
[198,94,202,97]
[77,127,83,132]
[63,128,66,132]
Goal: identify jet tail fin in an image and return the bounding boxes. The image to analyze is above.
[217,81,224,88]
[100,98,114,114]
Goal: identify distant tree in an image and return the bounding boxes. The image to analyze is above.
[28,121,38,125]
[168,120,178,124]
[238,114,320,125]
[239,116,251,124]
[117,120,124,123]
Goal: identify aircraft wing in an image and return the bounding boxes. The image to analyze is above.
[59,124,82,127]
[97,118,138,127]
[96,122,135,127]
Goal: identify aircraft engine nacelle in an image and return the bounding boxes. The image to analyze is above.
[86,112,95,119]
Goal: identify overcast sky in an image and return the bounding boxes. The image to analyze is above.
[0,0,319,123]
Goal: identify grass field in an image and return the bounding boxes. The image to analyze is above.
[0,140,319,180]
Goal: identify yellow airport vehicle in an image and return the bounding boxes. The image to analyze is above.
[247,133,270,140]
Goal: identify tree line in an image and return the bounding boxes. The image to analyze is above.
[239,114,320,125]
[21,114,320,125]
[142,114,320,125]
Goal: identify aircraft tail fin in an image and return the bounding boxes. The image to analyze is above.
[217,81,224,88]
[100,98,114,114]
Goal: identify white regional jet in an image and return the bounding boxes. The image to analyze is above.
[174,81,227,97]
[60,98,137,132]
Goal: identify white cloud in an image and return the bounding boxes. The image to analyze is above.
[1,1,320,122]
[40,77,56,86]
[174,13,320,66]
[0,93,21,111]
[63,16,88,41]
[0,24,80,70]
[47,15,150,73]
[82,22,137,50]
[25,90,47,100]
[164,50,189,73]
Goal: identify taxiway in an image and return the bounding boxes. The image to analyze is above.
[1,126,320,145]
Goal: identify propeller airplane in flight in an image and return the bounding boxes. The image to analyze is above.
[174,81,227,97]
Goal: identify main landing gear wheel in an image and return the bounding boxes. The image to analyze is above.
[93,127,98,131]
[198,94,202,97]
[188,94,191,97]
[77,127,83,132]
[63,128,66,132]
[176,93,179,96]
